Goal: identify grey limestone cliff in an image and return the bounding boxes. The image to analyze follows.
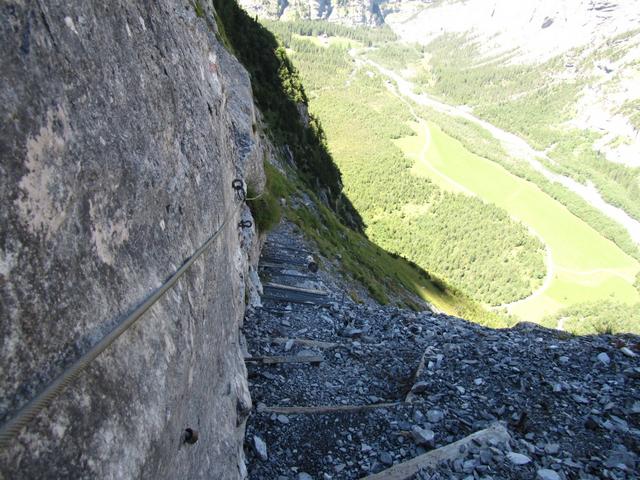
[0,1,266,478]
[239,0,383,26]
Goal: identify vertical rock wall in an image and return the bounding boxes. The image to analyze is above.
[0,1,264,478]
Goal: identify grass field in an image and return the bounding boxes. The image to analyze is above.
[398,120,640,321]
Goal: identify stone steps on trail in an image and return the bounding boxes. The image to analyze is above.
[246,336,424,408]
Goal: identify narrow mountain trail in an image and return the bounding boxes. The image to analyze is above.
[355,51,640,245]
[242,221,640,480]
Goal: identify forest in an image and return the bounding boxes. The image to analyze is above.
[365,35,640,263]
[264,21,548,306]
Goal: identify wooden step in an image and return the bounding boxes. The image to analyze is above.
[361,423,511,480]
[245,355,324,365]
[257,402,403,415]
[264,282,327,296]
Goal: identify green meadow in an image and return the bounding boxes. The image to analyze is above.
[399,121,640,321]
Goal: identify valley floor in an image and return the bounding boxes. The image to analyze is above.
[359,54,640,247]
[395,119,639,322]
[345,49,640,323]
[243,221,640,479]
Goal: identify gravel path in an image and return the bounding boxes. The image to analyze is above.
[243,222,640,479]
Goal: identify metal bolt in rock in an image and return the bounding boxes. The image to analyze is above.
[184,428,199,445]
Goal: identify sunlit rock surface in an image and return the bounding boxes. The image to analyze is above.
[0,2,265,478]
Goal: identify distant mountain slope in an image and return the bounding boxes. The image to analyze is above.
[386,0,640,168]
[386,0,640,63]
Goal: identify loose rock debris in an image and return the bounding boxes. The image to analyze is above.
[243,223,640,479]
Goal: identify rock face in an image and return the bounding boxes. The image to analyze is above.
[238,0,383,26]
[1,2,265,478]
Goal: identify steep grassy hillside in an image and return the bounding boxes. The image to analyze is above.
[212,0,512,326]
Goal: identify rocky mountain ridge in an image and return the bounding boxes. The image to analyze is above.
[386,0,640,63]
[238,0,384,26]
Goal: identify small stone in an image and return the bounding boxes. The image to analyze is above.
[427,409,444,423]
[284,339,295,352]
[585,417,599,430]
[605,444,637,470]
[379,451,393,466]
[411,381,429,394]
[479,449,493,464]
[507,452,531,465]
[597,352,610,365]
[462,459,476,473]
[297,349,316,357]
[411,426,435,447]
[558,356,569,364]
[474,378,484,386]
[621,347,637,358]
[253,435,268,461]
[277,414,289,424]
[537,468,560,480]
[545,443,560,455]
[341,327,364,338]
[298,473,313,480]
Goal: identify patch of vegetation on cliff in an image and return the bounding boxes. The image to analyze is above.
[246,165,284,233]
[211,0,362,229]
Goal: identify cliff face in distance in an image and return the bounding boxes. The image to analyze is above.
[238,0,383,26]
[0,1,266,478]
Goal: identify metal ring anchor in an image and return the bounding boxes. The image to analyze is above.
[232,179,246,201]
